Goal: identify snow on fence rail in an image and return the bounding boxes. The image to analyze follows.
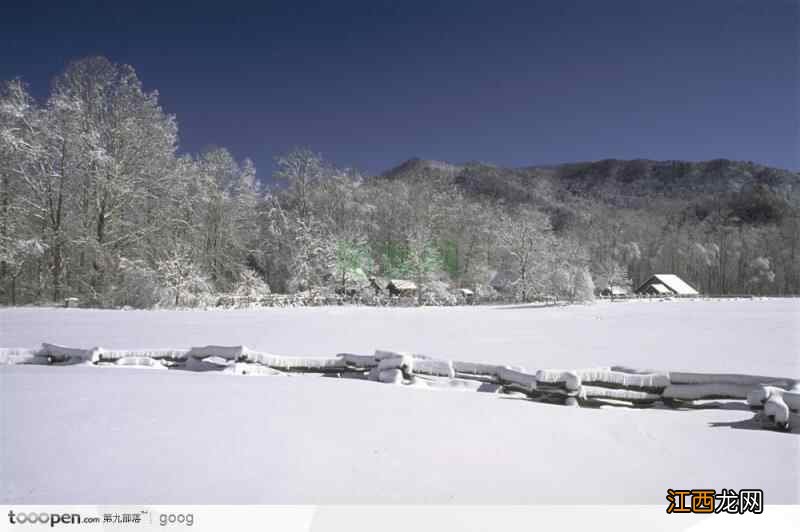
[2,344,797,432]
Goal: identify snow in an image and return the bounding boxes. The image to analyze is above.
[748,386,800,411]
[374,349,414,360]
[377,354,415,372]
[114,356,167,369]
[1,298,799,504]
[452,360,502,377]
[663,383,756,400]
[223,362,288,376]
[495,366,537,391]
[580,385,661,403]
[410,358,454,378]
[183,355,231,372]
[535,369,581,391]
[576,368,669,390]
[765,394,791,427]
[100,348,189,362]
[649,274,700,295]
[41,342,101,363]
[0,347,40,365]
[377,368,404,384]
[338,353,379,368]
[648,282,672,295]
[188,345,247,360]
[669,371,793,388]
[241,351,347,372]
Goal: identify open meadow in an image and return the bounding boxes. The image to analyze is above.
[1,298,798,504]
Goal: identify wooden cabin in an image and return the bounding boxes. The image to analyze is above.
[635,274,699,296]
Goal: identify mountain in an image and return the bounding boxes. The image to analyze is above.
[378,157,800,228]
[382,157,799,198]
[381,157,463,180]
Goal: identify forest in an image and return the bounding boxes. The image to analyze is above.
[2,57,799,308]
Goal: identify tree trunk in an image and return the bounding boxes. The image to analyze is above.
[52,240,62,301]
[92,203,107,299]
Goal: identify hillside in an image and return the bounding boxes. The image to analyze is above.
[380,157,800,228]
[377,157,800,295]
[382,157,800,202]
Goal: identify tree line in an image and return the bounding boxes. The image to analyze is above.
[2,57,798,308]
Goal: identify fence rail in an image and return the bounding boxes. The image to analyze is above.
[4,343,797,432]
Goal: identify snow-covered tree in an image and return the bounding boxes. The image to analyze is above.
[745,256,775,294]
[596,260,631,296]
[156,246,211,307]
[275,148,324,222]
[49,56,179,302]
[0,78,75,302]
[0,239,46,305]
[233,269,271,298]
[288,216,335,293]
[195,148,260,290]
[495,207,553,301]
[548,238,595,302]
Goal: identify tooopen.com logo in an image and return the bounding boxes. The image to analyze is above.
[7,510,99,527]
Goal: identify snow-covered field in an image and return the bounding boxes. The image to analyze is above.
[1,298,798,504]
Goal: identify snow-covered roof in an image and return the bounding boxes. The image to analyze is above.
[650,274,699,295]
[388,279,417,291]
[648,283,672,294]
[369,277,389,289]
[603,286,627,295]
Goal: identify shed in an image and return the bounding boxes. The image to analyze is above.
[600,286,628,298]
[457,288,475,303]
[369,276,388,295]
[641,283,671,295]
[635,274,699,296]
[387,279,417,297]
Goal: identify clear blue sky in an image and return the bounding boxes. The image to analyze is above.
[2,0,798,177]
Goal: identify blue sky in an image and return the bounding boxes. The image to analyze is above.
[2,0,797,177]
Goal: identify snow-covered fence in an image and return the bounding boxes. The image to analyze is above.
[40,343,103,363]
[580,386,662,404]
[188,345,350,372]
[496,367,538,393]
[569,368,669,405]
[216,292,348,308]
[745,385,800,430]
[3,343,797,431]
[114,356,168,369]
[36,344,189,364]
[190,347,799,431]
[576,368,670,392]
[452,361,503,381]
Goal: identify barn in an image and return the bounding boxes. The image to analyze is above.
[600,286,628,298]
[369,276,389,295]
[635,274,699,296]
[387,279,417,297]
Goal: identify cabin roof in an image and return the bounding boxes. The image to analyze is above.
[388,279,417,291]
[649,274,699,295]
[648,283,672,294]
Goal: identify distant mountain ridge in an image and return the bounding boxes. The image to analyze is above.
[380,157,800,200]
[378,157,800,233]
